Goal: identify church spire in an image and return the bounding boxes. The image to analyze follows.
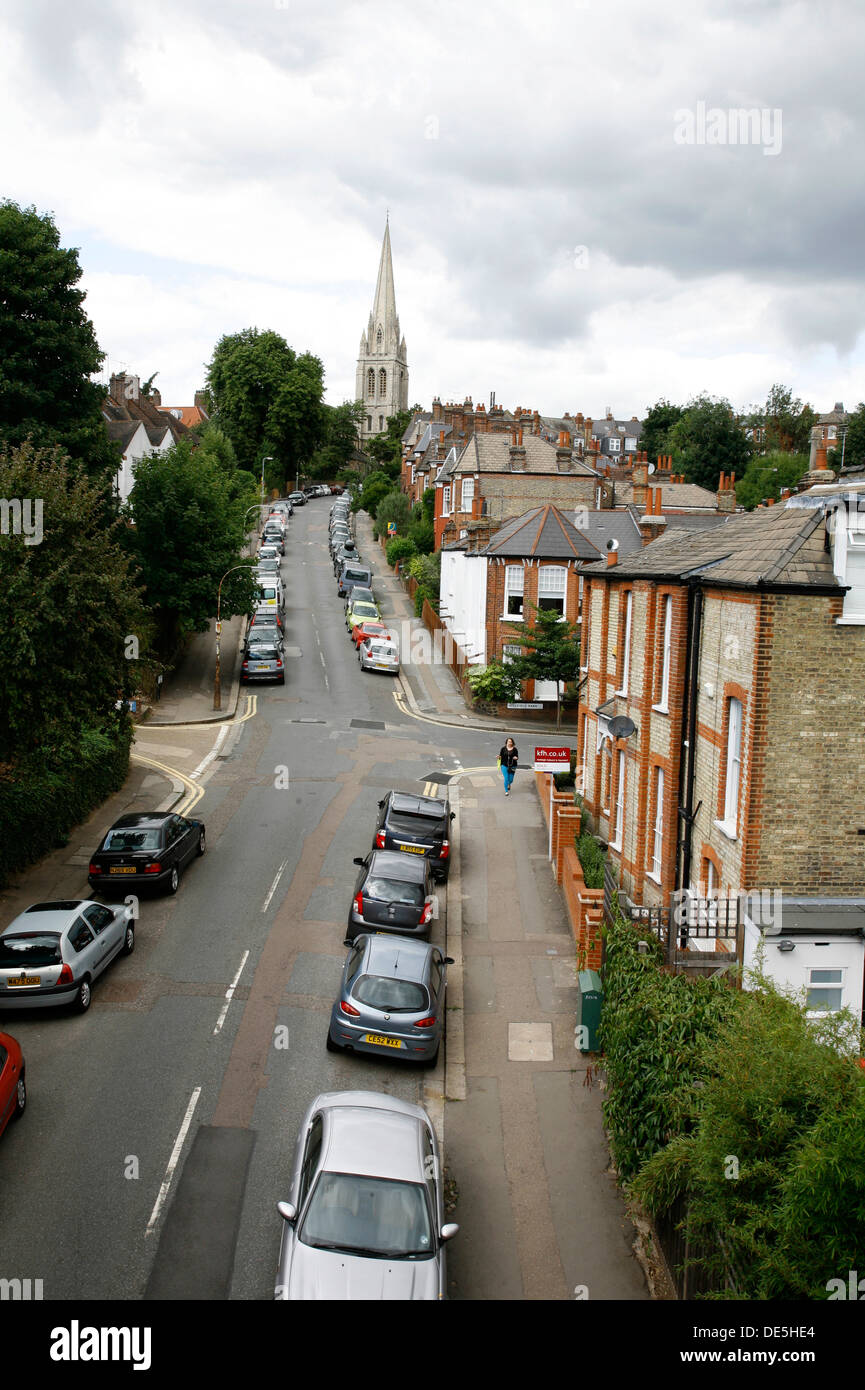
[371,221,398,344]
[356,220,408,443]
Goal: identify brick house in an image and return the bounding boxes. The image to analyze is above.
[438,504,600,704]
[577,489,865,1017]
[102,372,191,503]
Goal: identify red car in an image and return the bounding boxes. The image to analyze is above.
[0,1031,25,1138]
[351,620,393,650]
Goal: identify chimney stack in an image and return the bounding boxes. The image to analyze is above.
[632,456,649,510]
[606,547,618,567]
[638,487,667,545]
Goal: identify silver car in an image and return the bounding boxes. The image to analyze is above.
[359,635,400,674]
[327,935,452,1065]
[0,900,135,1014]
[275,1091,457,1300]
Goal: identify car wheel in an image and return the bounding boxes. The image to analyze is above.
[325,1031,341,1053]
[13,1074,25,1118]
[167,865,180,894]
[75,977,92,1013]
[121,922,135,956]
[197,829,206,857]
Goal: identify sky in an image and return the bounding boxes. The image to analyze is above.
[1,0,863,421]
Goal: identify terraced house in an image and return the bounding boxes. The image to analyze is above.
[577,485,865,1019]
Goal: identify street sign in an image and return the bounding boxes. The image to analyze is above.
[387,522,397,535]
[508,702,542,710]
[534,746,571,771]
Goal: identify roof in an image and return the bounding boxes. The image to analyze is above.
[389,792,449,815]
[484,505,601,561]
[581,502,840,589]
[444,432,598,480]
[161,405,207,429]
[324,1102,422,1182]
[614,480,719,510]
[368,849,429,881]
[577,509,644,558]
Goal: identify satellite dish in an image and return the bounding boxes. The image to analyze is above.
[648,463,655,475]
[608,715,637,740]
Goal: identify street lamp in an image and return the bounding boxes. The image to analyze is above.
[213,562,253,711]
[260,454,274,506]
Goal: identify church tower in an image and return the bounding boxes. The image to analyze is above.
[356,219,408,443]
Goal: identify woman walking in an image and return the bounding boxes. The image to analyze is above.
[498,737,519,795]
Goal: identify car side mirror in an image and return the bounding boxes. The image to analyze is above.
[440,1223,459,1243]
[277,1201,298,1225]
[353,857,364,866]
[450,812,456,820]
[443,956,455,965]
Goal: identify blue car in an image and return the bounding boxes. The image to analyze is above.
[327,934,452,1066]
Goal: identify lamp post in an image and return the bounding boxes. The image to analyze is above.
[260,454,274,506]
[213,563,253,711]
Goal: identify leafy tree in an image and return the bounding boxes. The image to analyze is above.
[668,395,752,492]
[141,372,159,398]
[375,490,412,534]
[205,329,325,485]
[829,401,865,471]
[0,200,117,481]
[465,661,522,703]
[353,470,393,518]
[505,601,580,728]
[386,536,417,568]
[735,450,809,510]
[0,443,149,761]
[308,400,364,479]
[759,383,817,455]
[407,550,441,616]
[122,437,259,658]
[640,399,684,464]
[365,409,413,472]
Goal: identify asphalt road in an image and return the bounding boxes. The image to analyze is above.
[0,497,497,1301]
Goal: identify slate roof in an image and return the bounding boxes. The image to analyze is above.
[483,505,601,561]
[581,503,839,590]
[444,432,598,479]
[614,479,719,510]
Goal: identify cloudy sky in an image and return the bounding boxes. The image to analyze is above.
[2,0,863,421]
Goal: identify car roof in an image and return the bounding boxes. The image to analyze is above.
[359,934,436,978]
[387,793,449,816]
[2,900,90,935]
[321,1104,424,1182]
[108,813,171,829]
[367,850,428,881]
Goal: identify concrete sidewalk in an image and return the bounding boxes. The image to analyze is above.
[146,613,246,726]
[443,768,649,1301]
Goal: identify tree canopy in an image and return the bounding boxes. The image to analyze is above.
[640,400,684,464]
[0,200,117,480]
[734,450,809,509]
[669,395,752,491]
[829,401,865,470]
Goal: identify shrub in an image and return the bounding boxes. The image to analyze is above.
[576,826,605,888]
[465,661,521,703]
[386,537,418,568]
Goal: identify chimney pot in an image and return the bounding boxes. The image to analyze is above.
[606,548,618,566]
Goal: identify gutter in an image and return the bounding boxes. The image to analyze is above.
[677,579,704,894]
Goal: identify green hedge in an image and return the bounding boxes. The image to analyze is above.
[576,827,605,889]
[386,537,418,568]
[0,718,132,886]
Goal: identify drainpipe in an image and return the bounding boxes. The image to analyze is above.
[678,580,703,894]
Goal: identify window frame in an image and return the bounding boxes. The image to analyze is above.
[653,594,672,712]
[504,565,525,620]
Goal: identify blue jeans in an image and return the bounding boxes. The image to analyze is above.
[501,764,515,792]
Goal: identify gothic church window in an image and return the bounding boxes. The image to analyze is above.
[367,369,374,398]
[379,368,387,396]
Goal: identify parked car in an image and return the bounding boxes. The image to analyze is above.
[249,611,284,637]
[88,812,206,897]
[327,935,452,1065]
[351,619,392,649]
[0,899,136,1013]
[257,544,281,565]
[255,580,284,615]
[328,523,350,546]
[338,566,373,600]
[274,1091,457,1300]
[256,558,281,580]
[332,542,360,576]
[288,491,305,507]
[359,635,400,675]
[346,598,381,635]
[373,792,455,883]
[0,1030,25,1135]
[345,849,434,944]
[242,641,285,684]
[262,528,286,556]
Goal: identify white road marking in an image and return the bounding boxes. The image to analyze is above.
[145,1087,202,1236]
[189,722,229,780]
[262,859,289,912]
[213,950,250,1036]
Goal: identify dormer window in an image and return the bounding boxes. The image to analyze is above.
[830,502,865,624]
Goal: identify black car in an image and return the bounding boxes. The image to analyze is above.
[374,792,455,883]
[288,491,305,507]
[88,813,205,896]
[345,850,434,945]
[332,541,360,575]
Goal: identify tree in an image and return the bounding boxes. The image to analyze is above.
[365,409,413,474]
[761,383,817,455]
[829,402,865,471]
[307,400,364,479]
[122,437,259,659]
[505,601,580,728]
[640,399,684,464]
[668,395,752,492]
[375,491,412,534]
[205,329,325,485]
[0,443,150,761]
[734,450,809,510]
[0,201,117,481]
[353,470,393,519]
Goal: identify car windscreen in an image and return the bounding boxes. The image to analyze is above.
[353,975,428,1012]
[0,934,62,968]
[103,828,162,851]
[364,877,425,907]
[353,604,379,619]
[386,813,444,838]
[369,644,397,657]
[257,587,277,600]
[344,570,369,583]
[300,1173,433,1257]
[247,647,279,659]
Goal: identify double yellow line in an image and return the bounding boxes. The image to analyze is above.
[131,696,258,815]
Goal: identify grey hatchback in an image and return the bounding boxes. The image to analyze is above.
[275,1091,457,1300]
[327,935,452,1065]
[0,900,135,1014]
[345,849,434,944]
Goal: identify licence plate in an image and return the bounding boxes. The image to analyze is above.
[8,975,41,987]
[110,866,137,874]
[374,663,392,669]
[253,664,269,670]
[363,1034,402,1048]
[399,845,427,854]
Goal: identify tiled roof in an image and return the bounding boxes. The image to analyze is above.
[614,480,718,510]
[484,505,601,561]
[450,433,597,477]
[581,503,839,589]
